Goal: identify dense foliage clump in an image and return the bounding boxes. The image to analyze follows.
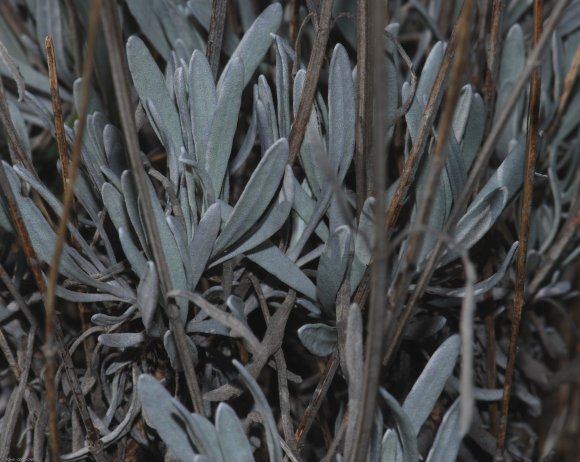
[0,0,579,460]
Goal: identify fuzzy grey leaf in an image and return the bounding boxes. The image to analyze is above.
[232,360,282,462]
[345,304,364,458]
[379,389,420,462]
[91,305,138,326]
[215,403,254,462]
[125,0,170,57]
[211,165,294,265]
[98,333,145,349]
[137,261,159,332]
[138,374,198,461]
[213,138,289,254]
[126,36,183,185]
[163,330,199,371]
[403,334,461,435]
[274,36,291,138]
[297,323,337,357]
[189,202,221,289]
[119,227,148,279]
[328,44,355,181]
[217,3,282,89]
[189,50,217,165]
[247,243,317,300]
[317,226,352,315]
[205,57,244,196]
[425,399,462,462]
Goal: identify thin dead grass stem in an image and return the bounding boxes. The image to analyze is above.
[497,0,543,452]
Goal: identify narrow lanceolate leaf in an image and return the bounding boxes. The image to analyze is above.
[246,244,317,300]
[425,399,462,462]
[350,197,375,292]
[379,389,420,462]
[317,226,352,315]
[233,360,283,462]
[213,138,289,254]
[297,323,337,357]
[98,333,145,348]
[215,403,254,462]
[211,166,294,266]
[189,50,217,165]
[189,202,222,290]
[445,139,525,263]
[328,44,355,181]
[138,374,198,461]
[345,304,364,458]
[217,3,282,89]
[126,36,184,185]
[144,175,188,320]
[403,335,461,435]
[205,57,244,196]
[137,261,159,333]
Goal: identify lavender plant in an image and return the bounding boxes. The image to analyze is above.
[0,0,579,461]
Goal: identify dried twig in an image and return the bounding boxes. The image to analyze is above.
[288,0,334,165]
[207,0,227,79]
[43,1,107,460]
[483,0,505,129]
[497,0,543,452]
[346,0,386,459]
[383,0,475,367]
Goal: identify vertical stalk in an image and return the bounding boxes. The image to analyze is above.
[347,0,385,459]
[497,0,543,452]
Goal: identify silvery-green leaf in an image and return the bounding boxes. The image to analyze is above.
[217,3,282,89]
[232,360,282,462]
[257,75,278,150]
[317,226,352,315]
[127,36,183,185]
[379,389,419,462]
[121,170,148,250]
[461,92,485,167]
[187,319,230,336]
[167,215,192,285]
[7,102,31,161]
[138,374,198,461]
[292,177,329,241]
[12,164,105,270]
[189,50,217,165]
[297,324,337,357]
[425,399,461,462]
[98,333,145,349]
[452,85,473,142]
[381,430,398,462]
[189,202,221,290]
[174,67,194,156]
[125,0,170,57]
[275,36,291,138]
[447,140,525,261]
[403,335,460,434]
[328,44,355,181]
[495,24,525,158]
[246,244,317,300]
[293,69,326,196]
[407,41,445,141]
[144,175,188,320]
[403,315,447,340]
[425,241,519,297]
[119,227,148,279]
[226,295,246,322]
[137,262,159,333]
[210,166,294,266]
[171,290,261,354]
[350,197,375,293]
[215,403,254,462]
[213,138,288,254]
[205,57,244,196]
[91,305,138,326]
[163,330,199,371]
[102,182,130,236]
[57,286,131,304]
